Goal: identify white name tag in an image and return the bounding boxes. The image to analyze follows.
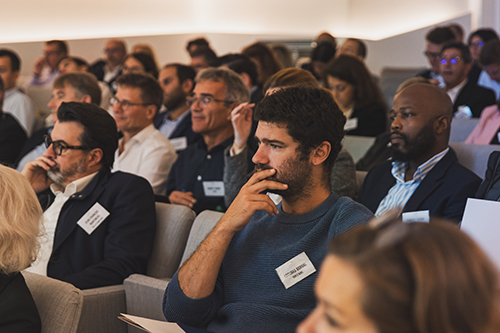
[402,210,430,223]
[344,117,358,131]
[203,181,225,197]
[170,137,188,151]
[77,202,110,235]
[275,252,316,289]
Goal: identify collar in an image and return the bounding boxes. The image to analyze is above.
[50,171,99,196]
[165,108,190,122]
[197,135,234,152]
[446,79,467,99]
[4,87,20,99]
[391,147,449,184]
[121,123,156,145]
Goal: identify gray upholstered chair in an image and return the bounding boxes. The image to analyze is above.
[449,118,480,143]
[124,210,224,332]
[343,135,376,163]
[449,142,499,179]
[23,271,83,333]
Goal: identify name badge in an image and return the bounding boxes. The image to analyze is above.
[203,181,225,197]
[77,202,110,235]
[170,137,188,151]
[402,210,429,223]
[344,117,358,131]
[275,252,316,289]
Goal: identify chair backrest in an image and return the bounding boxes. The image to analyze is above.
[343,135,376,163]
[380,66,426,109]
[147,203,196,278]
[23,271,83,333]
[449,142,499,179]
[179,210,224,266]
[450,118,480,142]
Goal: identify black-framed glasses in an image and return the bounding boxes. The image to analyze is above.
[186,94,235,108]
[440,56,461,65]
[424,51,441,59]
[110,96,152,111]
[44,135,88,156]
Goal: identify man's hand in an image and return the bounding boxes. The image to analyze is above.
[33,56,47,77]
[21,155,56,193]
[229,102,255,149]
[169,190,197,208]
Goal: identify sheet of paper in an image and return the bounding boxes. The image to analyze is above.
[119,313,185,333]
[461,198,500,270]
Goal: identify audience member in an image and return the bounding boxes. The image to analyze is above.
[440,41,496,118]
[468,29,500,98]
[448,22,465,42]
[0,49,36,136]
[0,164,42,332]
[58,56,112,110]
[163,85,373,332]
[324,55,387,137]
[337,38,367,61]
[359,83,481,223]
[476,151,500,200]
[122,52,158,78]
[314,32,337,49]
[90,39,127,93]
[298,216,500,333]
[155,63,200,150]
[220,54,264,104]
[271,43,294,68]
[0,76,26,165]
[111,73,177,195]
[305,41,336,81]
[166,67,250,213]
[22,102,156,289]
[189,47,218,73]
[23,40,68,90]
[186,37,210,56]
[16,73,101,171]
[417,26,456,85]
[242,41,282,86]
[131,43,159,69]
[481,39,500,91]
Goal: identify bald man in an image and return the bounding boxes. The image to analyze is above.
[359,83,481,223]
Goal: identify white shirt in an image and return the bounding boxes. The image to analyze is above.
[26,172,98,276]
[446,79,467,103]
[3,88,36,135]
[113,124,177,195]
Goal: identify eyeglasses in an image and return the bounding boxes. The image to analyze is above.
[424,51,441,59]
[44,135,88,156]
[469,41,484,48]
[186,94,234,108]
[440,56,461,65]
[110,96,152,111]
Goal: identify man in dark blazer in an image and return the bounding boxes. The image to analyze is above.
[359,83,481,223]
[440,42,496,118]
[476,151,500,200]
[90,39,126,94]
[22,102,156,289]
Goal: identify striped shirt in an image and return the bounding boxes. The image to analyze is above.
[375,148,449,216]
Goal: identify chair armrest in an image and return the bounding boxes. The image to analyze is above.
[124,274,170,321]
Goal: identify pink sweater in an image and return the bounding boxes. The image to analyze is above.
[465,105,500,144]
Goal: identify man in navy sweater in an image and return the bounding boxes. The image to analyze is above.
[163,86,373,332]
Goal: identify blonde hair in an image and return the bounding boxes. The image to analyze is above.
[0,165,42,274]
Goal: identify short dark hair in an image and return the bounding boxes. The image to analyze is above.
[311,41,336,63]
[0,49,20,72]
[426,27,456,45]
[254,85,345,179]
[468,28,499,45]
[190,47,219,67]
[62,56,89,68]
[116,73,163,113]
[186,37,210,54]
[480,40,500,66]
[164,63,196,90]
[53,72,102,106]
[46,40,68,55]
[441,41,472,63]
[57,102,118,169]
[346,38,367,58]
[125,53,159,79]
[225,55,258,87]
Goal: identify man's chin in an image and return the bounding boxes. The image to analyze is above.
[391,148,410,162]
[47,170,66,185]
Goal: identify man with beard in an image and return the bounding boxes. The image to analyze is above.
[359,83,481,223]
[163,86,373,332]
[21,102,156,289]
[155,63,200,151]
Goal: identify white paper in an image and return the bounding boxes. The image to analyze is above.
[202,181,225,197]
[170,137,188,151]
[119,313,185,333]
[344,117,358,131]
[461,198,500,270]
[402,210,429,223]
[76,202,110,235]
[275,252,316,289]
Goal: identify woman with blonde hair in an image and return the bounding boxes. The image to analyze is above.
[0,164,42,332]
[298,216,500,333]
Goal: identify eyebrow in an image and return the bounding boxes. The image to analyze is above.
[255,137,287,146]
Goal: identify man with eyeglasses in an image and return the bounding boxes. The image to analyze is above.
[23,40,68,90]
[111,73,177,195]
[21,102,156,289]
[165,67,252,213]
[90,39,127,94]
[439,41,496,118]
[416,27,455,86]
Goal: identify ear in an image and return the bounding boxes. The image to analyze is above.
[13,70,19,82]
[87,148,103,167]
[240,72,252,89]
[435,115,450,135]
[182,79,194,95]
[310,141,331,166]
[79,94,92,104]
[146,104,157,121]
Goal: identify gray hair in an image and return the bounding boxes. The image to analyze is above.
[196,67,250,104]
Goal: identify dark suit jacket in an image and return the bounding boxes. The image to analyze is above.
[359,149,481,223]
[347,104,387,137]
[0,112,27,166]
[39,168,156,289]
[0,273,41,333]
[454,80,496,118]
[90,60,122,92]
[154,110,200,146]
[476,151,500,200]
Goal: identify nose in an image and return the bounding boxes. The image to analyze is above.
[112,100,123,113]
[391,114,402,131]
[190,97,202,112]
[251,144,269,165]
[296,307,321,333]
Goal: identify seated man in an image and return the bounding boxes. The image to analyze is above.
[22,102,156,289]
[417,26,456,85]
[90,39,127,93]
[23,40,68,90]
[166,67,251,213]
[337,38,367,62]
[359,83,481,223]
[112,73,177,195]
[440,41,496,118]
[163,86,373,332]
